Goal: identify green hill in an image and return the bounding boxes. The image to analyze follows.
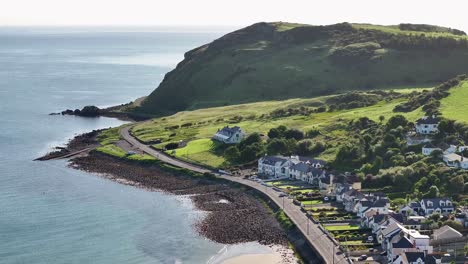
[136,22,468,116]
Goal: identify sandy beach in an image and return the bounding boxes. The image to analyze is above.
[222,253,284,264]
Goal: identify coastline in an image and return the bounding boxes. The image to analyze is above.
[37,130,300,262]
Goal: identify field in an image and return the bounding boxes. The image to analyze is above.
[440,81,468,123]
[324,224,361,231]
[132,91,426,168]
[167,138,225,168]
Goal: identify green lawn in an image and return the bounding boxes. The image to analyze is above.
[167,138,226,168]
[324,224,361,231]
[301,200,322,206]
[440,81,468,123]
[96,144,156,162]
[292,189,319,194]
[132,90,426,167]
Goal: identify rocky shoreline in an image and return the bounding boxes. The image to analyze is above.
[69,151,288,245]
[35,130,101,160]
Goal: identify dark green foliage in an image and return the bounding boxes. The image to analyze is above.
[284,129,304,140]
[268,125,288,139]
[386,115,408,130]
[398,23,466,36]
[306,129,321,138]
[224,146,240,163]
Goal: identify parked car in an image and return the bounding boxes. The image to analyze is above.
[367,236,374,242]
[279,193,287,197]
[358,255,368,261]
[369,248,375,252]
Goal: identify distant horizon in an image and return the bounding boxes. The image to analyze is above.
[3,0,468,32]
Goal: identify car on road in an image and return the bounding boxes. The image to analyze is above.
[358,255,368,261]
[279,193,287,197]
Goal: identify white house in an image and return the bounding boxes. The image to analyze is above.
[415,116,439,135]
[422,144,441,156]
[442,153,468,169]
[212,126,245,144]
[257,155,328,185]
[393,252,426,264]
[257,156,290,178]
[420,198,454,216]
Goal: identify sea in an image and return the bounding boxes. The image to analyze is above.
[0,26,271,264]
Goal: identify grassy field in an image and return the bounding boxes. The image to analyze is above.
[352,23,468,39]
[132,91,426,167]
[440,80,468,123]
[167,138,225,168]
[324,224,361,231]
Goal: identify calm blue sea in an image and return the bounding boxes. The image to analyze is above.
[0,27,231,264]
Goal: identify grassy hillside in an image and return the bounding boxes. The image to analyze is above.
[440,81,468,123]
[131,88,428,167]
[136,22,468,116]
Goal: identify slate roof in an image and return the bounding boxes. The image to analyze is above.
[409,201,421,209]
[260,156,288,165]
[389,213,404,224]
[373,214,386,223]
[421,198,454,209]
[404,252,425,263]
[416,116,440,125]
[392,236,414,249]
[290,162,311,173]
[298,156,327,166]
[215,126,242,140]
[433,225,462,239]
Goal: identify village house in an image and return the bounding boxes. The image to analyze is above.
[400,201,422,216]
[442,153,468,169]
[432,225,462,240]
[257,155,331,189]
[392,252,426,264]
[257,156,290,178]
[212,126,245,144]
[422,144,441,156]
[419,198,454,216]
[415,116,440,135]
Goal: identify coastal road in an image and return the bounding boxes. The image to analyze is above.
[120,126,348,264]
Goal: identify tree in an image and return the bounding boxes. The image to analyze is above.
[371,156,383,174]
[443,220,464,231]
[267,138,289,155]
[267,125,287,139]
[224,146,240,163]
[423,185,440,198]
[386,115,408,130]
[240,133,262,148]
[448,175,465,194]
[297,140,312,155]
[285,129,304,140]
[306,129,321,138]
[379,115,385,123]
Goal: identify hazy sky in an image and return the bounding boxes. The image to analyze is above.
[2,0,468,31]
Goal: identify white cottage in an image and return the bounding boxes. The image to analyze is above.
[212,126,245,144]
[415,116,439,135]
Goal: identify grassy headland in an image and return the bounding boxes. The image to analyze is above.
[132,22,468,116]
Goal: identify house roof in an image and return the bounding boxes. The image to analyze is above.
[389,213,404,224]
[433,225,463,239]
[260,156,288,165]
[416,115,439,125]
[404,252,425,263]
[381,222,404,237]
[392,236,414,249]
[215,126,242,139]
[290,162,311,173]
[444,153,464,162]
[373,214,386,224]
[421,198,454,209]
[409,201,421,209]
[297,156,326,166]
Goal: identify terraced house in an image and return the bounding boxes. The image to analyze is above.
[257,155,331,188]
[419,198,454,215]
